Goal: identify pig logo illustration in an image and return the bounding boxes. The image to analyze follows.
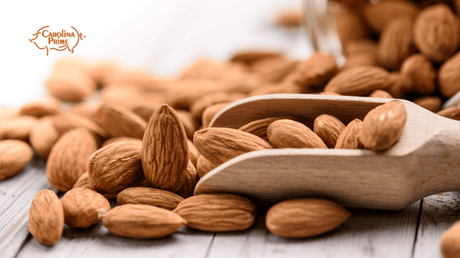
[30,26,85,56]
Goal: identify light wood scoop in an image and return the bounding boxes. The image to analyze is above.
[194,94,460,210]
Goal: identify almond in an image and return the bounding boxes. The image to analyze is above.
[293,53,338,92]
[73,172,93,190]
[386,72,408,99]
[440,221,460,258]
[267,119,327,149]
[175,160,198,198]
[29,116,60,159]
[341,53,377,71]
[47,128,99,192]
[369,90,393,99]
[335,119,364,149]
[61,188,110,228]
[438,51,460,98]
[343,40,378,58]
[102,204,186,239]
[360,100,407,151]
[362,0,419,34]
[89,141,144,195]
[437,107,460,121]
[377,17,415,71]
[0,116,37,142]
[167,79,223,109]
[336,7,370,47]
[28,190,64,246]
[194,128,273,166]
[251,56,298,84]
[117,187,184,210]
[141,104,189,192]
[95,103,146,139]
[413,96,442,113]
[52,113,107,139]
[189,92,245,120]
[400,54,436,95]
[239,116,308,142]
[266,198,351,238]
[196,155,217,178]
[413,4,458,62]
[131,103,161,122]
[201,102,231,128]
[173,194,257,232]
[324,66,391,96]
[19,97,61,118]
[176,110,198,139]
[187,139,200,167]
[276,10,301,27]
[101,137,142,148]
[314,115,346,148]
[249,81,301,96]
[230,51,282,65]
[0,140,33,180]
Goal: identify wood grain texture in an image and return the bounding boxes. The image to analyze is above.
[0,158,51,258]
[199,94,460,210]
[413,192,460,258]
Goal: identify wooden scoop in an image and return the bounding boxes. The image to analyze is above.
[194,94,460,210]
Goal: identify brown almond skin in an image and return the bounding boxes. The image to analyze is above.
[324,66,391,96]
[377,17,415,71]
[230,51,282,65]
[266,198,351,238]
[0,140,33,180]
[413,96,442,113]
[413,4,458,63]
[117,187,184,210]
[61,188,110,228]
[438,52,460,98]
[239,116,308,142]
[362,0,419,34]
[202,102,231,128]
[440,221,460,258]
[28,190,64,246]
[194,128,273,166]
[400,54,436,96]
[293,53,339,91]
[360,100,407,151]
[176,110,198,140]
[89,141,145,194]
[95,103,147,139]
[336,7,370,48]
[101,137,142,148]
[335,119,364,149]
[175,160,198,198]
[173,194,257,232]
[341,53,377,71]
[0,116,37,142]
[103,204,186,239]
[196,155,217,178]
[267,119,327,149]
[19,97,61,118]
[251,56,298,84]
[73,172,93,190]
[314,115,346,148]
[141,104,189,192]
[189,92,245,120]
[29,116,60,159]
[369,90,393,99]
[52,113,107,139]
[437,107,460,121]
[187,139,200,167]
[343,40,378,58]
[47,128,98,192]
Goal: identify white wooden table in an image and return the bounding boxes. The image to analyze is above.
[1,1,458,257]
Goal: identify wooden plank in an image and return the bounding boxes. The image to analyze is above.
[17,223,215,258]
[0,158,50,258]
[412,192,460,258]
[206,201,421,258]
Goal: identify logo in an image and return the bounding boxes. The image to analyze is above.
[30,26,85,56]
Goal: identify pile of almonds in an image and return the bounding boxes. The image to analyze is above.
[0,26,459,249]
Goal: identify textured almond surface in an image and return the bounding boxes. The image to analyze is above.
[194,128,273,166]
[29,116,60,159]
[324,66,391,96]
[61,188,110,228]
[89,141,144,194]
[438,51,460,98]
[335,119,364,149]
[95,103,147,139]
[52,113,107,138]
[266,198,351,238]
[267,119,327,149]
[141,104,189,192]
[117,187,184,210]
[360,100,407,151]
[239,116,304,141]
[314,115,346,148]
[47,128,98,192]
[0,140,33,180]
[440,221,460,258]
[103,204,186,239]
[28,190,64,246]
[413,4,458,62]
[400,54,436,95]
[173,194,257,232]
